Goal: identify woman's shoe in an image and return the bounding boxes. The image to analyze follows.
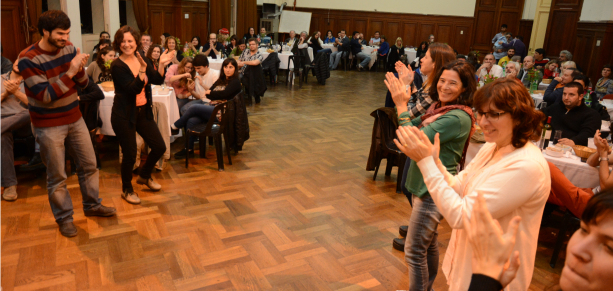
[399,225,408,237]
[122,189,141,204]
[136,177,161,191]
[392,237,405,251]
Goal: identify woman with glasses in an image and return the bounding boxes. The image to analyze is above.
[394,78,550,291]
[385,59,477,291]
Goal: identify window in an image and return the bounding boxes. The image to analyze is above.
[79,0,93,34]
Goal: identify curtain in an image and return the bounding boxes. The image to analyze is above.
[236,0,258,39]
[132,0,149,33]
[210,0,231,35]
[25,0,43,44]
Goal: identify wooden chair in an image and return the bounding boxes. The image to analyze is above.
[184,94,238,171]
[372,109,407,193]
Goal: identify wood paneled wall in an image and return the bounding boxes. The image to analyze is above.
[148,0,208,47]
[519,20,534,49]
[574,21,613,85]
[471,0,525,58]
[1,0,27,62]
[543,0,583,59]
[292,7,475,54]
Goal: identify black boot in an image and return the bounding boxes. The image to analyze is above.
[20,152,45,171]
[254,95,261,104]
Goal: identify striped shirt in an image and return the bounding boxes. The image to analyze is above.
[18,41,88,127]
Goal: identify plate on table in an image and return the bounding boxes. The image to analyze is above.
[545,147,564,157]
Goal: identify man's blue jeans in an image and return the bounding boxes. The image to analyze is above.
[405,194,443,291]
[357,52,371,68]
[33,117,101,223]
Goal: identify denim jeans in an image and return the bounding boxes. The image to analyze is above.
[174,104,215,150]
[33,117,101,223]
[177,98,197,113]
[329,51,345,69]
[1,110,32,188]
[405,194,443,291]
[357,52,371,68]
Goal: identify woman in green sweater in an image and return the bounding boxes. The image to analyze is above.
[385,60,477,291]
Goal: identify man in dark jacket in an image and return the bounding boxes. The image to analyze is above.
[544,67,576,106]
[329,30,350,70]
[500,33,526,61]
[543,82,601,146]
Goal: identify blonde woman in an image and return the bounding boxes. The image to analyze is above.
[165,57,200,110]
[389,37,405,71]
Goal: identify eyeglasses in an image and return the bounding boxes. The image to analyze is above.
[476,111,507,121]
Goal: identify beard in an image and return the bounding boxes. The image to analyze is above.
[508,54,514,59]
[48,36,67,49]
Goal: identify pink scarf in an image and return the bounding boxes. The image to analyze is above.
[417,102,476,170]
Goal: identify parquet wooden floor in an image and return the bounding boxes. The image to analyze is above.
[2,71,562,290]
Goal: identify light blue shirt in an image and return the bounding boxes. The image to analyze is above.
[493,35,508,60]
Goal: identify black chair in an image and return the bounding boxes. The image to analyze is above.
[373,110,407,193]
[550,210,581,268]
[287,55,306,89]
[375,48,390,72]
[184,95,236,171]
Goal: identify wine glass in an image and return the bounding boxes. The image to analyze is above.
[553,130,563,144]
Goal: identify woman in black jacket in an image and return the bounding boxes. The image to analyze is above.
[416,41,429,62]
[388,37,405,72]
[111,26,174,204]
[171,58,242,157]
[243,27,257,42]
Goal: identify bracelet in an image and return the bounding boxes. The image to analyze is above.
[139,70,146,73]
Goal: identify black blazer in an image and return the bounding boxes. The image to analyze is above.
[111,56,166,125]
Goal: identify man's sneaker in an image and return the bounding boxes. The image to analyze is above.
[122,189,141,204]
[174,148,194,159]
[136,176,162,191]
[20,153,45,171]
[59,221,78,237]
[2,186,18,201]
[84,205,117,217]
[357,65,362,71]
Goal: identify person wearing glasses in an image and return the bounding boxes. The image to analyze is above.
[394,78,551,291]
[201,33,226,59]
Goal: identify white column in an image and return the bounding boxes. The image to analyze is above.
[104,0,121,39]
[61,0,83,51]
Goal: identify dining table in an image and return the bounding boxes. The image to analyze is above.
[98,85,182,141]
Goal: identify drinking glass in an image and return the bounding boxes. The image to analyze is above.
[538,102,547,110]
[553,130,563,144]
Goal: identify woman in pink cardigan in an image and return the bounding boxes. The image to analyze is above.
[394,78,551,291]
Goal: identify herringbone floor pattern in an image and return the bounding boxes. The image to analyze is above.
[2,71,561,290]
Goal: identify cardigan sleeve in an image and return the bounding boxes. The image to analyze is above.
[111,61,145,97]
[543,80,559,104]
[207,78,242,101]
[415,148,547,228]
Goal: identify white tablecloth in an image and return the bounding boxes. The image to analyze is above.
[99,87,180,138]
[405,49,417,64]
[208,58,224,71]
[531,93,544,107]
[465,142,600,189]
[321,44,338,53]
[601,99,613,118]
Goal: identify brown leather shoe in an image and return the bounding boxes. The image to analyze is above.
[84,205,117,217]
[2,186,18,201]
[136,176,161,191]
[59,221,78,237]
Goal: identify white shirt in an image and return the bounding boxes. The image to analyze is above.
[195,69,220,98]
[478,64,504,80]
[416,142,550,291]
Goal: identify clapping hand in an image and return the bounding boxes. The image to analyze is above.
[159,49,175,66]
[384,72,410,107]
[3,80,19,94]
[135,51,147,70]
[462,192,522,289]
[392,125,438,162]
[395,61,414,85]
[594,130,611,155]
[67,48,90,77]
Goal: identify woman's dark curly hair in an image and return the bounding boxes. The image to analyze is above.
[95,46,115,73]
[473,78,545,148]
[113,25,141,54]
[429,60,477,107]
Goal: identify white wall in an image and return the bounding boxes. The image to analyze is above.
[580,0,613,21]
[258,0,477,17]
[522,0,537,20]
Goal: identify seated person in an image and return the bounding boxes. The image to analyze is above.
[229,39,246,59]
[351,32,371,71]
[574,73,610,121]
[165,57,202,111]
[543,82,601,146]
[308,31,332,56]
[86,46,116,83]
[259,27,272,44]
[544,67,576,106]
[596,64,613,100]
[497,48,514,67]
[323,30,335,44]
[561,60,577,71]
[286,30,298,47]
[89,39,111,64]
[225,35,237,54]
[369,31,381,45]
[201,33,226,59]
[329,30,350,70]
[1,59,30,200]
[180,54,220,115]
[503,61,520,79]
[146,45,163,71]
[533,48,549,70]
[359,33,368,45]
[171,59,241,158]
[517,56,543,88]
[543,59,559,79]
[477,53,503,81]
[548,130,612,218]
[77,76,105,131]
[377,35,389,59]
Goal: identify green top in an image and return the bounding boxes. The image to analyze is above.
[230,47,243,58]
[400,109,473,198]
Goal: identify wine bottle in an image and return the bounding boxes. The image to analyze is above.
[542,116,552,149]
